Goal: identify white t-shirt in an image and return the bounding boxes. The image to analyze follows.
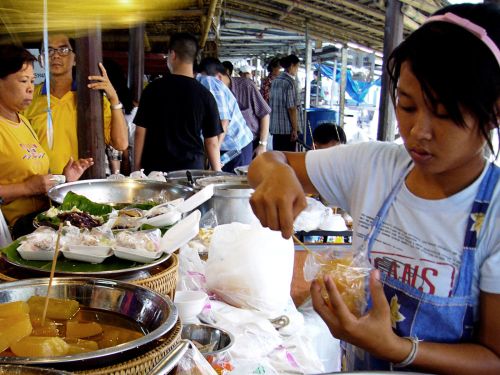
[306,142,500,303]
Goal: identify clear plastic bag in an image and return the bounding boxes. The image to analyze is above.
[0,208,13,248]
[175,344,217,375]
[304,246,371,317]
[206,223,294,316]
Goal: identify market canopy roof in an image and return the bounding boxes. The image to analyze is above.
[0,0,449,58]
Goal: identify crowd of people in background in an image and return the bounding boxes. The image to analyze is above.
[0,30,346,236]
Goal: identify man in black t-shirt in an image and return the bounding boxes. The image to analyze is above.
[134,33,222,173]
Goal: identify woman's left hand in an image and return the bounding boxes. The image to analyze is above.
[63,157,94,182]
[87,63,119,104]
[311,269,412,363]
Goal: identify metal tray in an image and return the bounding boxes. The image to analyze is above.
[1,249,171,280]
[48,179,194,205]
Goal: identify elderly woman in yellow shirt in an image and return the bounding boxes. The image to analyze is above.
[23,34,128,174]
[0,45,93,238]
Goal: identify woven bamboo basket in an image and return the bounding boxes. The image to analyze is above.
[0,254,179,299]
[131,253,178,299]
[74,319,182,375]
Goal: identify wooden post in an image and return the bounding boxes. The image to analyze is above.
[76,28,106,179]
[128,24,145,104]
[377,0,403,141]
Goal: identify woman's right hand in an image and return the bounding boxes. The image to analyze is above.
[248,152,309,238]
[24,174,56,195]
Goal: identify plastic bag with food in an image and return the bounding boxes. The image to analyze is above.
[303,245,371,317]
[115,229,161,252]
[175,344,217,375]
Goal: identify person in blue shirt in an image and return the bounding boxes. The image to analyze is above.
[197,58,253,173]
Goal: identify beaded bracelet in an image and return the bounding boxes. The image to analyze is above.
[392,336,419,368]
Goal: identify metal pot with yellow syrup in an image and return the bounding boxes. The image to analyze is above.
[0,278,178,371]
[195,176,258,225]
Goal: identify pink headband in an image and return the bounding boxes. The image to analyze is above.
[425,12,500,67]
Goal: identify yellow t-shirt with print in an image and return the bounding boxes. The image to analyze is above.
[23,83,112,174]
[0,114,50,226]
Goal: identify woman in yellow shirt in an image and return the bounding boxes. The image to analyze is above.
[0,45,93,238]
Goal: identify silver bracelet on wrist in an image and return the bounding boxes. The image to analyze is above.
[110,102,123,110]
[392,336,419,368]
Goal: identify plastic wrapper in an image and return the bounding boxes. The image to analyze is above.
[304,246,371,317]
[147,171,167,182]
[115,229,161,252]
[107,173,126,180]
[293,197,329,232]
[129,169,147,179]
[193,209,218,258]
[63,226,115,247]
[175,344,217,375]
[110,216,141,230]
[206,351,234,374]
[18,227,59,252]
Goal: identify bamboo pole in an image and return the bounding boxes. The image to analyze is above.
[200,0,219,48]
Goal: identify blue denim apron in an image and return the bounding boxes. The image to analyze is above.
[342,162,500,371]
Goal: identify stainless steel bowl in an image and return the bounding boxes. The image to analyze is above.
[48,179,194,206]
[181,323,234,356]
[0,278,178,370]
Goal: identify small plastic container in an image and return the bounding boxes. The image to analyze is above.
[67,244,111,257]
[174,291,208,323]
[113,246,163,263]
[142,209,182,227]
[62,248,113,264]
[17,247,57,261]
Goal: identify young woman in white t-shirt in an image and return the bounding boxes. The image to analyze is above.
[248,3,500,374]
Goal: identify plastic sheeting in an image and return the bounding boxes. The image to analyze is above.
[316,64,381,105]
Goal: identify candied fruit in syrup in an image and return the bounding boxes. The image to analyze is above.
[28,296,79,320]
[0,314,33,353]
[0,301,29,318]
[10,336,69,357]
[66,321,103,339]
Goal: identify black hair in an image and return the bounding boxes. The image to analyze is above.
[40,34,76,52]
[102,58,134,115]
[313,123,347,145]
[267,57,281,73]
[280,54,300,70]
[199,57,226,76]
[168,33,199,64]
[222,61,233,76]
[0,44,36,79]
[388,3,500,156]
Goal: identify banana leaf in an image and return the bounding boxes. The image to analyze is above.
[60,191,113,215]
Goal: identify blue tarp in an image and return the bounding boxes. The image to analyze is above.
[315,64,381,105]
